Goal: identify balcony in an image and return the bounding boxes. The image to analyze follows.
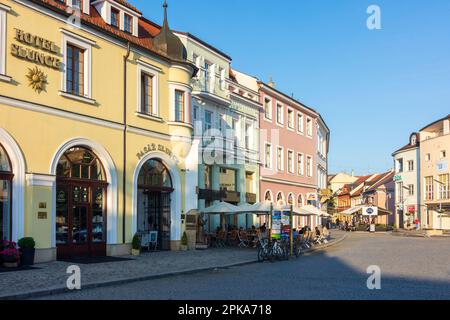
[246,193,257,204]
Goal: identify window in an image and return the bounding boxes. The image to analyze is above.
[277,192,284,203]
[265,190,273,202]
[288,150,294,174]
[277,147,284,171]
[66,44,85,96]
[71,0,82,9]
[62,32,93,100]
[175,90,185,122]
[440,150,447,159]
[137,62,159,117]
[408,160,414,172]
[204,61,211,92]
[425,176,434,201]
[245,123,251,150]
[426,153,431,161]
[287,109,294,129]
[264,98,272,120]
[111,7,120,28]
[204,111,212,131]
[124,14,133,34]
[306,156,312,177]
[140,73,154,115]
[297,113,304,133]
[408,184,414,196]
[306,117,312,136]
[276,104,283,125]
[297,153,304,175]
[265,143,272,169]
[287,193,294,205]
[438,174,449,200]
[396,182,403,203]
[297,194,304,207]
[220,168,236,192]
[396,158,404,173]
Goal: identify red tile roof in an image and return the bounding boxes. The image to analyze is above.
[31,0,171,60]
[113,0,142,14]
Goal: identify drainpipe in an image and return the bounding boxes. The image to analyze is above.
[123,42,131,244]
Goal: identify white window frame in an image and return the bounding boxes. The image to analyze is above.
[276,103,284,126]
[264,97,273,122]
[245,120,253,151]
[287,149,294,174]
[297,112,304,134]
[264,142,272,169]
[276,146,284,172]
[66,0,90,15]
[408,160,414,172]
[287,107,295,131]
[306,117,313,137]
[0,4,10,80]
[137,61,160,117]
[297,152,304,176]
[306,155,313,177]
[61,30,94,100]
[169,82,191,123]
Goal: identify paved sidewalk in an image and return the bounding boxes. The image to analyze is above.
[0,231,346,300]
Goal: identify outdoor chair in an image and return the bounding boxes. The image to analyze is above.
[238,231,250,248]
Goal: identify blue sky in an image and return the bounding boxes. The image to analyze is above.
[129,0,450,175]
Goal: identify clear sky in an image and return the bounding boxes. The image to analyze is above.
[129,0,450,175]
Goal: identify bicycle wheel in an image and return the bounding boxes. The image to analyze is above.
[257,247,265,262]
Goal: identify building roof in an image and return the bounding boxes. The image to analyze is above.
[113,0,142,14]
[419,114,450,132]
[31,0,192,65]
[392,143,417,155]
[364,171,395,192]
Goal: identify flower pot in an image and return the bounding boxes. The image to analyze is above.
[20,248,35,266]
[131,249,140,256]
[2,255,19,268]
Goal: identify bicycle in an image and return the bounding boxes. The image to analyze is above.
[257,238,271,262]
[269,239,285,261]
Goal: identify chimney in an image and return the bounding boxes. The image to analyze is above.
[351,170,355,177]
[268,77,275,88]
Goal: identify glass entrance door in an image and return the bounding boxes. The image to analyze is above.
[144,191,171,251]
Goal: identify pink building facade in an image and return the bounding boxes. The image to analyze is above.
[258,82,324,229]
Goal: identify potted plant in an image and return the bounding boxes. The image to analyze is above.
[18,237,36,266]
[1,240,20,268]
[131,233,141,256]
[180,232,188,251]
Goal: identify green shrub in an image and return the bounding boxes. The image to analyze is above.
[181,232,188,246]
[132,233,141,250]
[18,237,35,249]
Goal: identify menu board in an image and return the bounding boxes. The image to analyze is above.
[281,210,291,240]
[271,211,282,240]
[272,209,291,240]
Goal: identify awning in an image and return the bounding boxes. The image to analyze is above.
[202,202,240,215]
[236,201,273,215]
[340,206,363,215]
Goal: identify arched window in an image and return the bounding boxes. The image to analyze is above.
[276,192,284,202]
[137,159,173,191]
[0,143,12,241]
[298,194,304,207]
[264,190,273,202]
[57,147,105,181]
[287,193,294,205]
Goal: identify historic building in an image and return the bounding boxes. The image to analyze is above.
[258,80,328,228]
[174,32,260,231]
[316,114,330,211]
[392,133,421,229]
[419,115,450,230]
[0,0,197,261]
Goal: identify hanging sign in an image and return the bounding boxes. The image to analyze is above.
[362,206,378,216]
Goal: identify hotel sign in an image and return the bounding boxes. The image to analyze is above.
[11,29,61,70]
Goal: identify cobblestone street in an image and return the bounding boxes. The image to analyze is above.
[34,233,450,300]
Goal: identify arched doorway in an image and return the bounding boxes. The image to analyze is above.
[0,144,12,241]
[137,159,173,251]
[55,147,108,259]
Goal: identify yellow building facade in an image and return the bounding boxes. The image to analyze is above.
[0,0,197,262]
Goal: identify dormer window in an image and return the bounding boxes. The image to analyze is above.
[111,8,120,28]
[124,14,133,33]
[411,134,417,146]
